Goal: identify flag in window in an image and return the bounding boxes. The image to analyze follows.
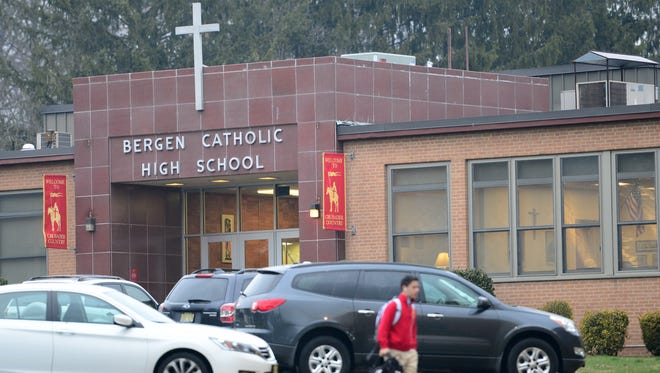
[624,181,645,236]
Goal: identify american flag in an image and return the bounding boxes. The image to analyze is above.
[624,182,645,236]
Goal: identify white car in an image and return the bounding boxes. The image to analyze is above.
[0,282,278,373]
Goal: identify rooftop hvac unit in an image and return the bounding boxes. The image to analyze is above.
[575,81,655,109]
[36,132,72,149]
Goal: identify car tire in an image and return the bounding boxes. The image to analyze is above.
[298,336,351,373]
[157,351,209,373]
[507,338,558,373]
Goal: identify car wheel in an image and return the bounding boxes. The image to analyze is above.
[507,338,558,373]
[157,351,209,373]
[298,336,351,373]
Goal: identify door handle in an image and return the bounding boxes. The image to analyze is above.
[426,313,444,319]
[357,309,376,315]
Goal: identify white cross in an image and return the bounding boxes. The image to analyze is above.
[176,3,219,111]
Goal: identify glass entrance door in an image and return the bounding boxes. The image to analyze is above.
[202,230,299,269]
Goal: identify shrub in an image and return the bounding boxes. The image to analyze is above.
[639,310,660,356]
[0,277,7,286]
[452,267,495,296]
[540,300,573,320]
[580,310,629,356]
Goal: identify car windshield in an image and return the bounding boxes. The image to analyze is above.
[102,289,173,323]
[166,278,229,302]
[243,273,282,296]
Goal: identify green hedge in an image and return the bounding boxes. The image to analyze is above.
[0,277,7,286]
[580,310,629,356]
[452,267,495,296]
[639,310,660,356]
[540,300,573,320]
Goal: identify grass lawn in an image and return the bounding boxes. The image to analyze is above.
[577,355,660,372]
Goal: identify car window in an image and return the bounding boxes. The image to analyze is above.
[354,270,410,301]
[0,291,47,321]
[166,278,229,302]
[419,273,480,307]
[243,273,282,296]
[99,283,123,292]
[292,270,359,299]
[56,291,122,324]
[123,284,155,306]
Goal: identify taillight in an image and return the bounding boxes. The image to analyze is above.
[220,303,235,324]
[251,298,286,312]
[158,304,164,312]
[195,274,213,278]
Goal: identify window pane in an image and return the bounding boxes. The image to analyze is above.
[617,152,654,173]
[393,167,446,186]
[562,156,598,177]
[0,192,42,213]
[518,229,555,274]
[563,227,601,271]
[473,162,507,182]
[518,185,553,226]
[617,178,656,222]
[419,273,480,307]
[185,191,200,234]
[394,190,447,232]
[620,224,658,270]
[0,217,44,257]
[518,159,552,179]
[563,181,600,224]
[0,258,47,284]
[394,234,448,266]
[185,237,201,273]
[241,187,274,231]
[355,270,410,301]
[474,231,510,275]
[204,189,237,234]
[473,186,508,229]
[277,185,298,229]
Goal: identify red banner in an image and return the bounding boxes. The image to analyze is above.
[322,153,346,231]
[43,174,67,249]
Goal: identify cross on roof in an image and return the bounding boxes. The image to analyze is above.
[176,3,219,111]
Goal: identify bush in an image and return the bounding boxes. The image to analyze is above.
[580,310,629,356]
[540,300,573,320]
[452,267,495,296]
[639,310,660,356]
[0,277,7,286]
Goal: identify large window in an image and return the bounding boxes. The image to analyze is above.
[470,151,659,279]
[0,191,46,284]
[389,164,449,267]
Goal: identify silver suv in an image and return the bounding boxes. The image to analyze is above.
[24,275,158,309]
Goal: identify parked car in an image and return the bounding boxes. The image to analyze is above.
[24,274,159,309]
[159,268,257,326]
[0,281,277,373]
[234,262,586,373]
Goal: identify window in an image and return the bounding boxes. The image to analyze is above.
[355,270,409,301]
[389,164,449,266]
[56,292,121,324]
[616,153,658,270]
[419,273,480,307]
[0,291,47,320]
[470,151,659,279]
[292,270,359,299]
[0,191,46,284]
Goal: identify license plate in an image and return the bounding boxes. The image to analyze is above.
[180,312,194,323]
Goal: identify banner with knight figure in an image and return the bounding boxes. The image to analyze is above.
[322,152,346,231]
[43,174,67,249]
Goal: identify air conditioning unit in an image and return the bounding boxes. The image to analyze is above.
[36,132,72,149]
[575,81,655,109]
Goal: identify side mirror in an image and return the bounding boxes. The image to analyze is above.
[113,314,134,327]
[477,296,492,310]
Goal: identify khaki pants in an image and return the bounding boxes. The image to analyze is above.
[389,348,418,373]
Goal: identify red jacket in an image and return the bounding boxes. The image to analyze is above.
[377,293,417,351]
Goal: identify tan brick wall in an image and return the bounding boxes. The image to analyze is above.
[344,118,660,354]
[0,161,76,276]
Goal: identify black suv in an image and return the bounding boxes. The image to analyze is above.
[234,262,586,373]
[159,268,257,326]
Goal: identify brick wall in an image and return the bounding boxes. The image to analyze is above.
[344,118,660,354]
[0,160,76,276]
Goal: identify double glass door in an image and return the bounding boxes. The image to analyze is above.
[201,230,299,269]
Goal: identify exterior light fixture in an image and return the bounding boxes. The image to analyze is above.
[309,203,321,219]
[85,210,96,232]
[435,252,449,269]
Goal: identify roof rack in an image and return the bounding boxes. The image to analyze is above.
[28,274,124,281]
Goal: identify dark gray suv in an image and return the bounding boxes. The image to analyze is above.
[234,262,586,373]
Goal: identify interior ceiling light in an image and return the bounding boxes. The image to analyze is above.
[211,179,229,183]
[165,182,184,187]
[289,187,299,196]
[257,188,274,195]
[259,176,277,181]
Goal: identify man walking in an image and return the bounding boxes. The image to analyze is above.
[377,274,419,373]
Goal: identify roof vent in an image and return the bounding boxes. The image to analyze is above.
[341,52,416,66]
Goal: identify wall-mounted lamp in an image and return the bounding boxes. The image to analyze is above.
[309,203,321,219]
[85,210,96,232]
[435,252,449,269]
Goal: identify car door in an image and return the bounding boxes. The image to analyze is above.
[51,291,149,373]
[0,290,52,372]
[352,270,411,357]
[416,272,501,369]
